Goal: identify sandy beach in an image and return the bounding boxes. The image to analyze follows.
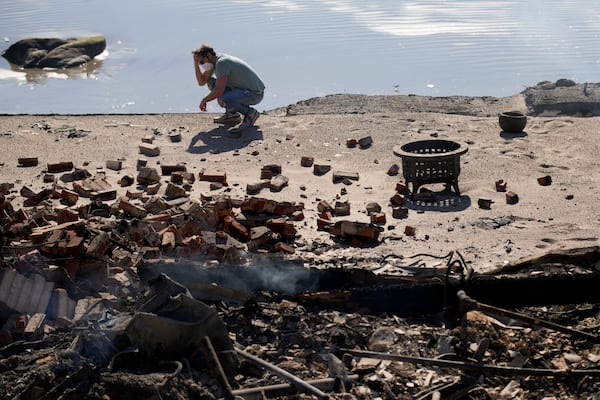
[2,81,600,399]
[2,83,599,274]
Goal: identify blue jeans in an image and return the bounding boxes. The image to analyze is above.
[208,78,263,116]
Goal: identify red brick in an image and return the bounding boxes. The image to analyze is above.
[334,201,351,216]
[223,215,250,242]
[57,209,79,224]
[119,199,147,218]
[139,143,160,157]
[392,207,409,219]
[390,193,405,206]
[313,164,331,175]
[47,161,73,173]
[300,156,314,167]
[506,191,519,204]
[161,164,187,175]
[267,218,297,238]
[199,170,227,185]
[18,157,38,167]
[395,182,408,194]
[274,242,295,254]
[537,175,552,186]
[495,179,507,192]
[370,212,386,225]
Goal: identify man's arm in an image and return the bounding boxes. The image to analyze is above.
[193,54,212,86]
[200,75,228,111]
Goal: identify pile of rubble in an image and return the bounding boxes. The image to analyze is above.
[1,139,600,399]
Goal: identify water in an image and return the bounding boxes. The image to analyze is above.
[1,0,599,114]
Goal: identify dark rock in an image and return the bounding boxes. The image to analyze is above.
[2,35,106,69]
[523,79,600,116]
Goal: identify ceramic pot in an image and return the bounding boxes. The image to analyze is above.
[499,111,527,133]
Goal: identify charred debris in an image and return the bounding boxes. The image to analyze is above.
[1,172,600,399]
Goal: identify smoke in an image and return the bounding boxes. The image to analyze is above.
[139,256,321,296]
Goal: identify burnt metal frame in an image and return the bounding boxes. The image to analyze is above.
[393,140,468,195]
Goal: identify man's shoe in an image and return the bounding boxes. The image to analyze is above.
[247,108,260,127]
[213,111,242,125]
[229,109,260,132]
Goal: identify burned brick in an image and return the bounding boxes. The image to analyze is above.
[538,175,552,186]
[246,182,267,195]
[313,164,331,175]
[223,216,251,242]
[478,198,493,209]
[358,135,373,148]
[161,164,187,175]
[330,220,380,243]
[261,164,282,179]
[18,157,38,167]
[47,161,74,173]
[387,164,400,176]
[495,179,507,192]
[370,212,386,225]
[23,188,52,207]
[137,167,161,185]
[365,202,382,214]
[23,313,46,341]
[274,242,295,254]
[91,189,117,201]
[300,156,314,167]
[333,171,359,183]
[57,209,79,225]
[395,182,408,194]
[105,160,122,171]
[390,193,406,206]
[119,198,148,219]
[267,218,297,239]
[334,201,351,216]
[317,200,334,213]
[506,191,519,204]
[170,171,184,184]
[270,175,289,192]
[199,170,227,185]
[139,143,160,157]
[392,206,409,219]
[164,182,188,200]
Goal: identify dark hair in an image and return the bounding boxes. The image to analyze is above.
[193,44,214,57]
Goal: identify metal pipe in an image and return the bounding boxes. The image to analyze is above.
[235,347,329,399]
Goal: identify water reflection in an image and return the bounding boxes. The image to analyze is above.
[2,59,103,84]
[0,0,599,114]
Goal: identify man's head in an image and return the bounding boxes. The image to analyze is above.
[193,44,215,64]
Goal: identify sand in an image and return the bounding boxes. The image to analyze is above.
[1,91,599,274]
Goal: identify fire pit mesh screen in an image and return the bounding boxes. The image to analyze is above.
[393,140,468,195]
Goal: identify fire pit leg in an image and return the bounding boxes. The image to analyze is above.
[451,181,460,195]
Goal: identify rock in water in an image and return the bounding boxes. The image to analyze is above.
[2,35,106,68]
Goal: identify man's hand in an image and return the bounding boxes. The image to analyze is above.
[199,98,208,111]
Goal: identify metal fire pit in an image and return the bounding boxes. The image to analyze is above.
[393,139,468,195]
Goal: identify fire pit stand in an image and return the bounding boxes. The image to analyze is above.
[393,139,468,195]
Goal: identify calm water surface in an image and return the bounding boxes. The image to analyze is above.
[1,0,599,114]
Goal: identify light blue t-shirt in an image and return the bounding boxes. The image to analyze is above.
[215,53,265,94]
